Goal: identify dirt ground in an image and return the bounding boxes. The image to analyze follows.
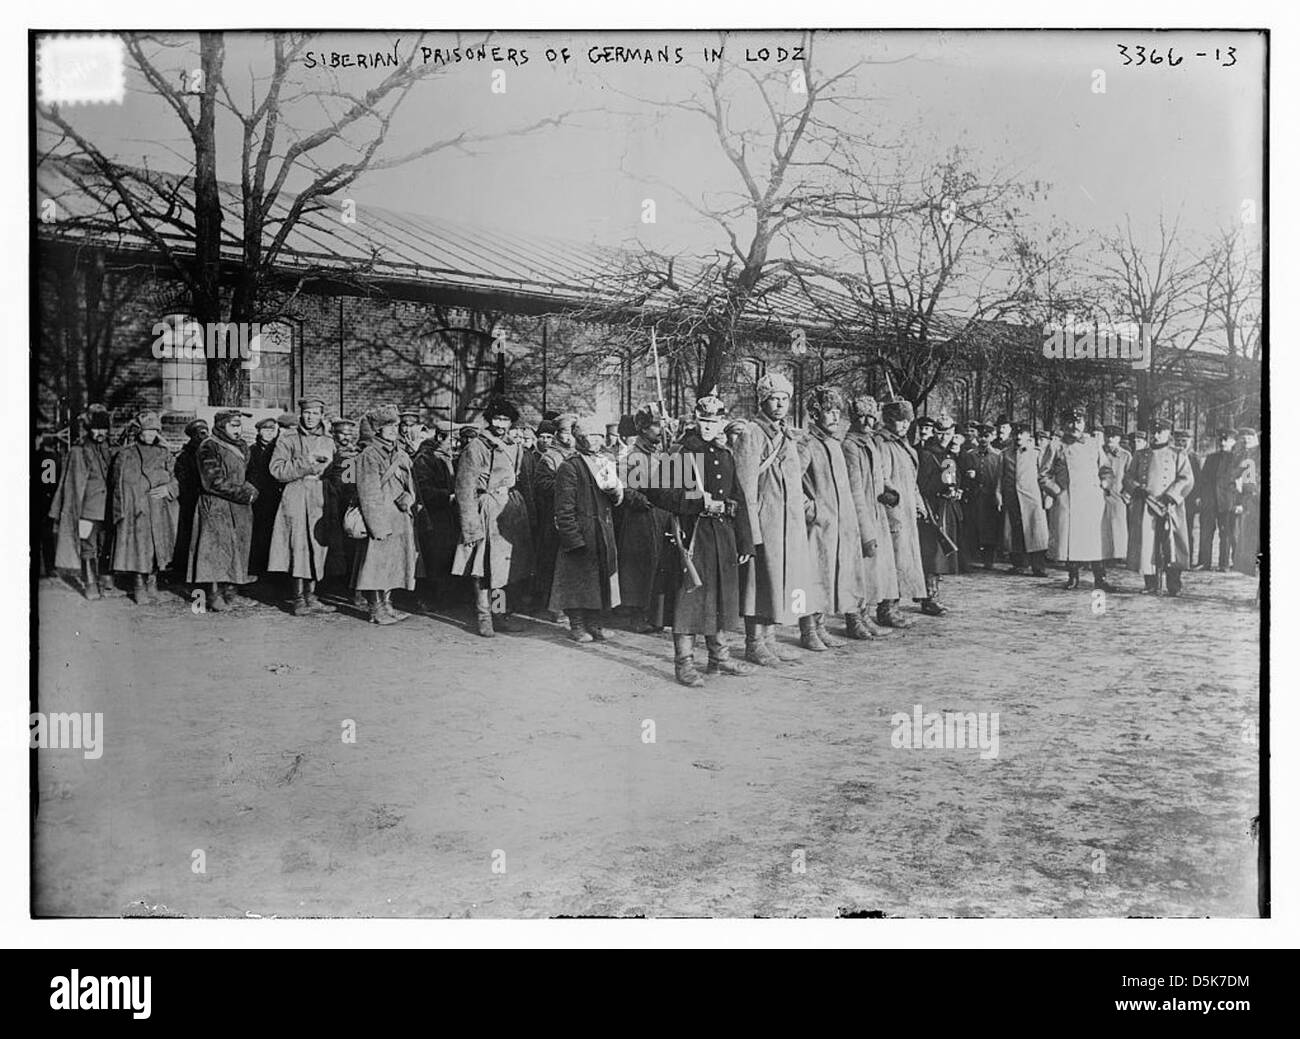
[32,562,1262,919]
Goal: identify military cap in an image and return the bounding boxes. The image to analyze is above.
[184,418,209,438]
[330,417,358,431]
[459,426,480,443]
[1060,404,1086,421]
[633,404,661,432]
[915,414,937,430]
[213,409,250,428]
[1152,417,1174,432]
[298,396,327,410]
[994,414,1011,427]
[255,416,280,431]
[976,422,995,435]
[1103,424,1123,437]
[933,411,955,431]
[86,408,111,430]
[1216,428,1236,440]
[482,396,520,422]
[136,410,162,431]
[1012,422,1034,437]
[1173,428,1191,438]
[882,399,915,424]
[756,371,794,402]
[398,406,421,420]
[1132,430,1149,441]
[536,419,559,436]
[277,411,297,428]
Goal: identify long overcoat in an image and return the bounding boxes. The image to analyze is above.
[1100,445,1131,559]
[733,414,819,623]
[960,444,1003,548]
[247,437,285,576]
[109,441,179,573]
[645,432,753,635]
[1040,434,1110,563]
[452,430,535,590]
[615,435,673,618]
[267,425,335,579]
[1123,443,1195,573]
[841,429,899,603]
[353,438,418,591]
[549,453,621,612]
[799,423,868,613]
[171,439,202,573]
[875,429,928,600]
[48,440,113,569]
[411,441,458,581]
[1231,447,1260,576]
[916,442,962,575]
[1000,444,1050,554]
[187,434,257,584]
[321,442,361,580]
[533,444,572,604]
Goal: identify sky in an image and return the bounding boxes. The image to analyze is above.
[37,29,1265,288]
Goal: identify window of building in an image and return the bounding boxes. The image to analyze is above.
[158,314,209,413]
[248,321,294,411]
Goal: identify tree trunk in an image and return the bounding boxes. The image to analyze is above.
[193,32,233,405]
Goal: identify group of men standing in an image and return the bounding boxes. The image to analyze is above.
[45,382,1263,687]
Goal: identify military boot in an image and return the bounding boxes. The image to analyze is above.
[1165,568,1183,597]
[381,589,410,622]
[813,613,844,648]
[706,635,750,676]
[472,579,494,637]
[877,600,914,629]
[744,618,781,666]
[846,610,892,639]
[145,572,159,603]
[208,582,229,613]
[305,579,337,613]
[1141,574,1160,594]
[367,590,397,625]
[764,624,802,662]
[673,634,705,688]
[130,573,147,604]
[80,559,101,601]
[798,615,827,652]
[1092,565,1116,593]
[290,578,310,616]
[568,609,593,643]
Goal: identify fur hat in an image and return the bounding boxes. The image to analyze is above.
[536,419,559,436]
[882,399,914,424]
[756,371,794,402]
[184,418,209,438]
[633,404,661,432]
[369,404,401,428]
[847,395,880,421]
[136,410,162,431]
[806,386,845,418]
[482,396,520,422]
[85,408,111,431]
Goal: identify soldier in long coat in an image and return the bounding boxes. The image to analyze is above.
[1228,427,1260,578]
[453,396,536,637]
[615,405,673,632]
[353,405,417,624]
[959,423,1003,569]
[412,423,459,609]
[733,372,818,665]
[533,414,576,621]
[321,417,363,607]
[915,416,962,613]
[1099,425,1131,564]
[108,411,179,604]
[1000,423,1051,575]
[1195,429,1237,570]
[246,416,283,579]
[550,422,623,641]
[268,396,336,615]
[646,393,754,687]
[841,395,897,637]
[49,407,115,599]
[799,386,871,647]
[874,400,929,624]
[1123,418,1195,595]
[187,409,259,612]
[1040,405,1116,591]
[170,418,208,579]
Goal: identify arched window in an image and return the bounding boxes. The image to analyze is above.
[158,314,209,413]
[248,321,295,411]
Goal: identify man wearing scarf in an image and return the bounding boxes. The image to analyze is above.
[841,395,899,637]
[49,406,115,600]
[412,421,459,610]
[353,405,417,624]
[246,416,283,580]
[453,396,536,637]
[874,400,929,624]
[108,411,179,604]
[646,392,754,687]
[187,409,259,612]
[733,371,819,666]
[268,396,336,616]
[550,419,624,642]
[170,418,209,579]
[799,386,872,648]
[615,404,675,633]
[1125,418,1195,595]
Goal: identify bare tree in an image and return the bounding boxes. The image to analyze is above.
[1204,225,1263,424]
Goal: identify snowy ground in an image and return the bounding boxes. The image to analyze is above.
[32,563,1262,918]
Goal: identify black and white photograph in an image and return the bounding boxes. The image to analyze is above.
[23,18,1269,934]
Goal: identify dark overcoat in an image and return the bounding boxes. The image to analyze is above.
[109,441,179,573]
[171,439,202,573]
[799,423,868,613]
[549,453,621,612]
[646,432,754,635]
[733,414,819,623]
[916,442,962,575]
[841,429,899,603]
[412,441,458,580]
[533,444,573,602]
[48,440,113,569]
[615,435,673,618]
[246,438,285,576]
[187,434,257,584]
[353,438,418,591]
[959,444,1003,548]
[321,443,361,580]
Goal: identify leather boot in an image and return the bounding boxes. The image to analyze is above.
[1141,574,1160,594]
[764,624,801,662]
[130,572,146,604]
[877,601,914,629]
[585,612,608,641]
[209,582,229,613]
[352,588,367,610]
[846,610,891,639]
[1064,567,1080,590]
[744,618,781,666]
[1165,568,1183,597]
[146,572,159,602]
[568,609,593,643]
[1092,565,1116,593]
[305,579,337,613]
[706,635,749,676]
[80,559,101,601]
[367,590,397,625]
[290,578,310,617]
[673,634,705,687]
[814,613,844,648]
[798,615,827,652]
[382,589,410,622]
[473,579,494,637]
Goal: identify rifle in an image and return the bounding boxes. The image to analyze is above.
[650,327,679,442]
[918,500,961,557]
[669,514,703,590]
